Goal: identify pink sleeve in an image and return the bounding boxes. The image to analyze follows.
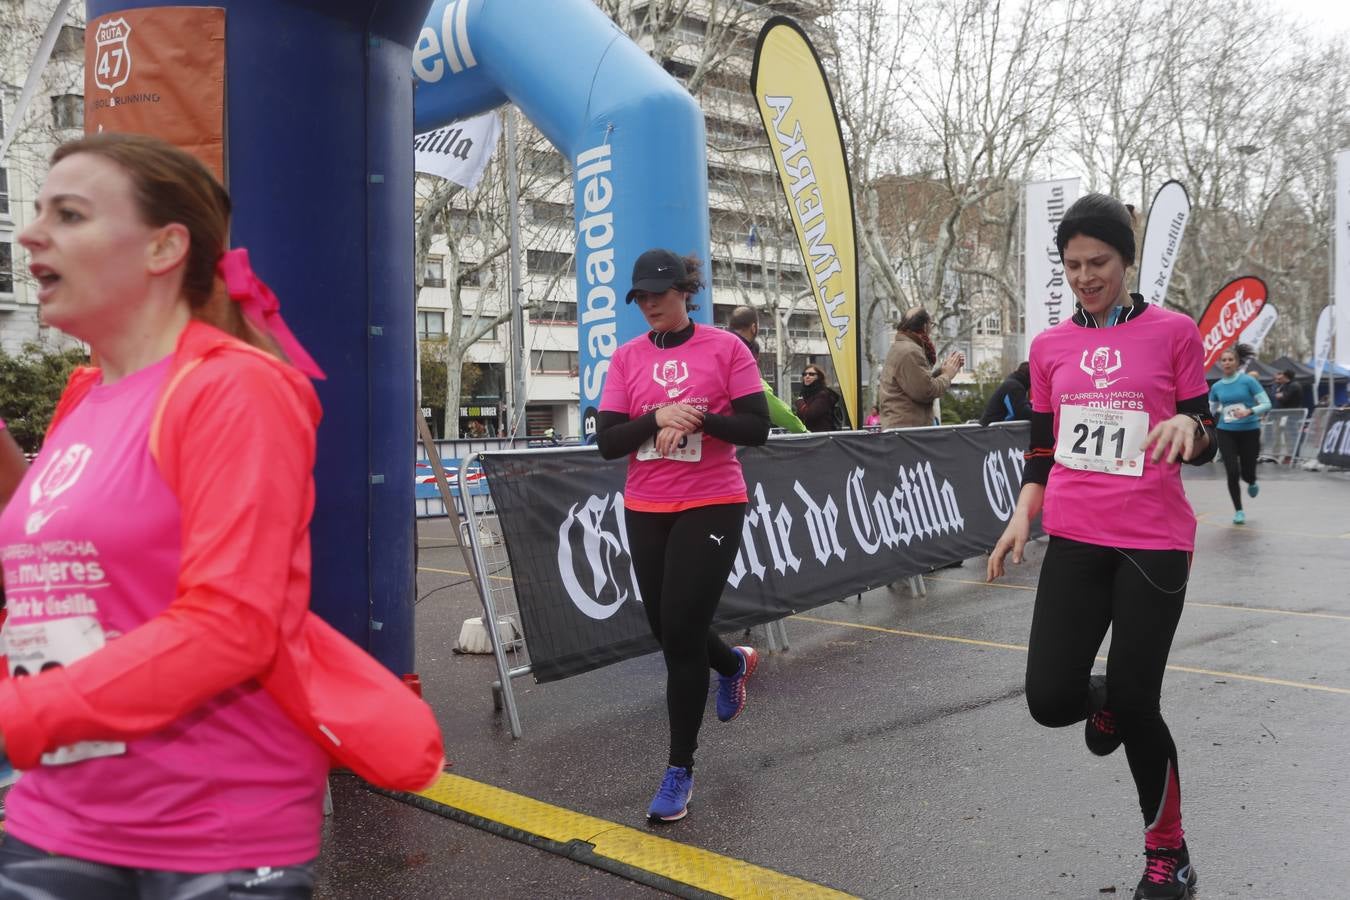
[599,344,630,413]
[1030,336,1053,413]
[0,356,318,767]
[727,337,763,401]
[1173,318,1209,400]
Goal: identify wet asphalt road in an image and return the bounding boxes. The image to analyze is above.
[315,463,1350,899]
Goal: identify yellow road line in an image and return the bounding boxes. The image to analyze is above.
[408,772,855,899]
[418,565,513,584]
[924,575,1350,622]
[926,575,1036,592]
[792,615,1350,696]
[1196,517,1350,540]
[793,615,1030,652]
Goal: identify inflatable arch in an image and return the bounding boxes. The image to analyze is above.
[81,0,712,671]
[414,0,713,440]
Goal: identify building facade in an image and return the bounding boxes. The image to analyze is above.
[414,0,835,438]
[0,0,86,356]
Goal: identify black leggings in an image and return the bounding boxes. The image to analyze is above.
[0,834,314,899]
[1217,428,1259,511]
[626,503,746,769]
[1025,536,1190,829]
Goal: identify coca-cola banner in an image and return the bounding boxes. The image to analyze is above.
[480,425,1032,682]
[1318,409,1350,468]
[1196,276,1267,369]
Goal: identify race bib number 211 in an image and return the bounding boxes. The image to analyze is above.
[1054,404,1148,477]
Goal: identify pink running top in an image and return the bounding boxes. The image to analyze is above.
[600,325,763,511]
[1029,305,1210,551]
[0,356,327,871]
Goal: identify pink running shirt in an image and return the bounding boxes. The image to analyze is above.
[1030,305,1210,551]
[0,356,327,871]
[601,325,763,511]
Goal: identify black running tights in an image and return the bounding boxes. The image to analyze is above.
[1217,428,1260,511]
[626,503,746,769]
[1025,536,1189,828]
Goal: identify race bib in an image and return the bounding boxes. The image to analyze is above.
[1055,404,1148,477]
[636,431,703,463]
[1222,403,1248,424]
[7,616,127,765]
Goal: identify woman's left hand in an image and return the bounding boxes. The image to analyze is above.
[654,426,689,457]
[1144,414,1200,464]
[1232,407,1252,419]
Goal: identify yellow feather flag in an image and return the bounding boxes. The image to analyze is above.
[751,17,860,428]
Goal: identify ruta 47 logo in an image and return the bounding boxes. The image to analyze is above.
[94,17,133,93]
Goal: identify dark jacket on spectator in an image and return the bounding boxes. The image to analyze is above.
[980,368,1032,426]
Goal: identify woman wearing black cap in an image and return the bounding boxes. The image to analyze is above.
[987,194,1215,900]
[595,249,770,822]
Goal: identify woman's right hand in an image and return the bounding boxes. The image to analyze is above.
[987,514,1030,581]
[655,403,703,432]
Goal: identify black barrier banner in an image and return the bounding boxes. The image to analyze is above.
[1318,409,1350,467]
[481,425,1031,682]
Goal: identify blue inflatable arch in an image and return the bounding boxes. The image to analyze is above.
[414,0,714,439]
[79,0,710,673]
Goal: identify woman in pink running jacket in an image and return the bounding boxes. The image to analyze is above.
[0,133,440,900]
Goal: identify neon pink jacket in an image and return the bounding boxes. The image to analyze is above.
[0,321,443,790]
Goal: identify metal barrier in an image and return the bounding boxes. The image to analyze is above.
[1294,408,1335,465]
[416,437,522,518]
[457,458,530,738]
[1259,409,1307,466]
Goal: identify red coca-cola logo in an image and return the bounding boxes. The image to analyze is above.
[1196,276,1267,368]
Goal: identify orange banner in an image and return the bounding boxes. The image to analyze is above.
[84,7,226,181]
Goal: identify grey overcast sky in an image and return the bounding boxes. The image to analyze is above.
[1274,0,1350,37]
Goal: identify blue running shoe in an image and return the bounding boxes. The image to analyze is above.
[1247,482,1259,498]
[1233,510,1245,525]
[716,646,759,722]
[647,766,693,822]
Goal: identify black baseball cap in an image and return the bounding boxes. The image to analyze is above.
[625,248,686,302]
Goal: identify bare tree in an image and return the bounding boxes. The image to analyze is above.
[413,119,572,438]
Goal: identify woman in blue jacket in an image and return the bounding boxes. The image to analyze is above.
[1208,345,1270,524]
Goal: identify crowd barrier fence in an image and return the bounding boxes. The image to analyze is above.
[1295,408,1336,465]
[1259,409,1307,466]
[445,423,1031,737]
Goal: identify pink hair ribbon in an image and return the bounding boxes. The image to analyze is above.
[217,248,326,380]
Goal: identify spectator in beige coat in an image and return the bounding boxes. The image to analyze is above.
[878,307,963,428]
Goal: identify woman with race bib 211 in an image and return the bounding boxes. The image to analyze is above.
[987,194,1216,900]
[596,249,770,823]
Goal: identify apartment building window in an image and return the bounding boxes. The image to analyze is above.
[0,242,14,294]
[423,256,445,287]
[527,249,574,276]
[676,16,706,40]
[463,314,498,342]
[446,208,482,234]
[51,94,83,130]
[417,310,446,339]
[532,300,577,324]
[0,168,9,216]
[531,350,578,375]
[54,25,85,56]
[530,200,572,225]
[975,312,1002,336]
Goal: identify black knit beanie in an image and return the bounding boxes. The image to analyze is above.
[1055,193,1136,266]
